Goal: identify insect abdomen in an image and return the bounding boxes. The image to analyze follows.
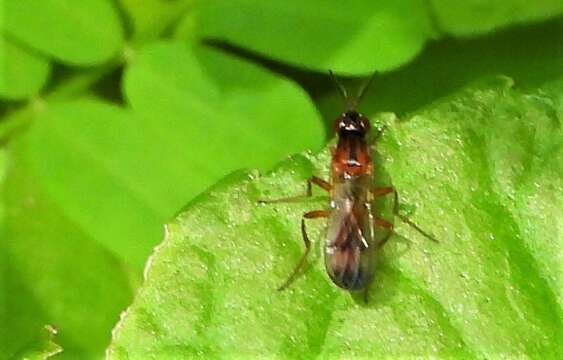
[325,244,374,290]
[324,178,376,290]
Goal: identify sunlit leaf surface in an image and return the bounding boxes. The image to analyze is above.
[108,78,563,358]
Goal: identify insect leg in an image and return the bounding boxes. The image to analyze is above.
[277,210,330,291]
[371,186,394,198]
[374,217,394,248]
[363,213,395,304]
[391,190,438,243]
[371,186,438,242]
[309,176,332,192]
[259,176,331,204]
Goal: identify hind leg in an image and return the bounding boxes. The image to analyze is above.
[371,186,438,243]
[277,210,330,291]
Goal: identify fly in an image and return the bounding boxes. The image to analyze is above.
[260,71,437,295]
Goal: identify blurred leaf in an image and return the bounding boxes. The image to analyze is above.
[22,100,170,268]
[123,41,325,205]
[430,0,563,35]
[2,136,135,359]
[0,65,113,144]
[341,18,563,119]
[107,77,562,358]
[192,0,435,74]
[11,325,63,360]
[2,0,124,65]
[186,0,563,75]
[118,0,193,41]
[18,39,322,266]
[0,35,50,100]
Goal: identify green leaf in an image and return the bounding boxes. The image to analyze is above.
[192,0,435,74]
[21,100,170,268]
[0,35,50,100]
[2,138,135,359]
[430,0,563,35]
[107,77,562,358]
[314,18,563,121]
[123,41,325,201]
[118,0,193,41]
[185,1,563,75]
[18,39,322,266]
[2,41,323,356]
[2,0,124,65]
[10,325,63,360]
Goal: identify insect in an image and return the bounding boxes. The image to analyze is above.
[261,71,436,295]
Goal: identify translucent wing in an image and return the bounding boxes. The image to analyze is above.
[325,189,376,290]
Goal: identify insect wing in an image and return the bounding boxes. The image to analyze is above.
[324,201,376,290]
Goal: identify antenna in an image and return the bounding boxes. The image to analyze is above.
[328,70,376,110]
[356,71,376,106]
[329,70,348,103]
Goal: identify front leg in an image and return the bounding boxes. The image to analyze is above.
[259,176,331,204]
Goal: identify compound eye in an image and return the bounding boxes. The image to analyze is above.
[333,115,346,132]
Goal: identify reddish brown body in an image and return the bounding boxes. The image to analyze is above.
[331,130,373,177]
[324,111,379,290]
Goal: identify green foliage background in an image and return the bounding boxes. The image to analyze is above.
[0,0,562,358]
